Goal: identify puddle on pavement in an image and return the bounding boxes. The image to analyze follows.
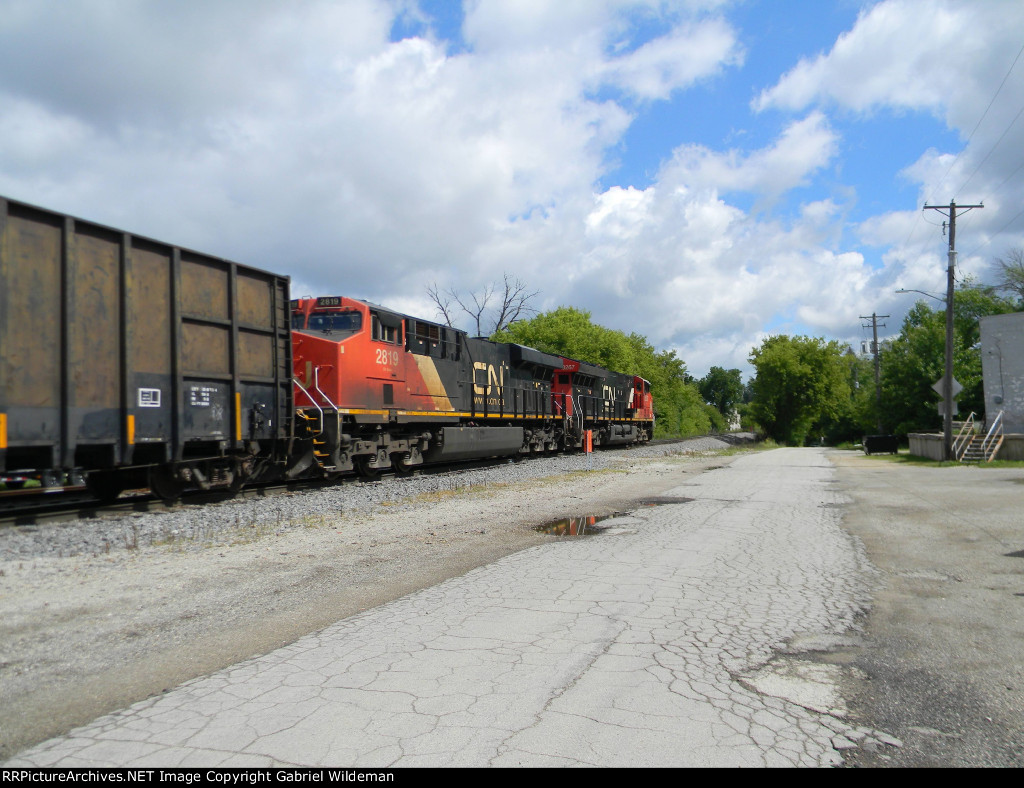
[535,514,618,536]
[536,498,693,536]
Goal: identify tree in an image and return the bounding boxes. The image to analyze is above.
[492,307,717,438]
[820,351,877,443]
[994,248,1024,305]
[880,284,1019,435]
[427,275,539,336]
[697,367,744,423]
[748,335,852,445]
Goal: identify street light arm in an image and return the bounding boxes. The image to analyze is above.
[895,288,946,302]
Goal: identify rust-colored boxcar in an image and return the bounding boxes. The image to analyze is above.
[0,196,292,494]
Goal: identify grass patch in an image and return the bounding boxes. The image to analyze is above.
[851,449,1024,468]
[977,459,1024,468]
[712,438,778,456]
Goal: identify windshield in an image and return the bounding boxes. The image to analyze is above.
[304,311,363,334]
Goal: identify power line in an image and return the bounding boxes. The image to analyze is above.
[962,203,1024,259]
[955,100,1024,196]
[985,156,1024,199]
[934,39,1024,202]
[894,41,1024,268]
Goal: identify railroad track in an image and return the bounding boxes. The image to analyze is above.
[0,435,745,528]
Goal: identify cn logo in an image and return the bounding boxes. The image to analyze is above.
[473,362,505,395]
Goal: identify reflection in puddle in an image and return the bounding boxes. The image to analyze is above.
[536,498,694,536]
[535,514,616,536]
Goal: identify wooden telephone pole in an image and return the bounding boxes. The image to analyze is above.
[860,312,888,432]
[922,200,983,460]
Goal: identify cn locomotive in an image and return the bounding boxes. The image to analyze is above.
[0,196,653,501]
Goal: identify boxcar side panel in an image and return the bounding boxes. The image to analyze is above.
[127,240,173,458]
[1,205,63,435]
[0,195,292,478]
[68,225,121,454]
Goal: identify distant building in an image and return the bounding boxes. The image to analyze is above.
[858,338,892,360]
[980,312,1024,433]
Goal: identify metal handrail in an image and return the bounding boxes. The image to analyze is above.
[952,412,976,461]
[293,377,325,438]
[980,410,1004,462]
[313,366,339,412]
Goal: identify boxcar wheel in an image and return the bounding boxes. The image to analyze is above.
[149,465,186,503]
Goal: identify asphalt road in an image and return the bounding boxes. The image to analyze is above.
[832,451,1024,767]
[4,447,1022,767]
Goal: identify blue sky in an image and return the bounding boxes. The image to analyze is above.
[1,0,1022,376]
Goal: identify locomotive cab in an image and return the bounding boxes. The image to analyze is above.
[290,296,407,411]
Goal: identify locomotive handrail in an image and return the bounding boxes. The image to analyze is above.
[568,395,583,435]
[293,377,325,438]
[314,366,339,411]
[462,333,477,418]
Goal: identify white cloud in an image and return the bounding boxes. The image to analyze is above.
[600,17,742,100]
[661,112,838,203]
[754,0,1024,122]
[2,0,1021,382]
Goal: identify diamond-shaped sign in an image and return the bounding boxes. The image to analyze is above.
[932,377,963,398]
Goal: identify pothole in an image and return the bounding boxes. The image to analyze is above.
[739,659,854,717]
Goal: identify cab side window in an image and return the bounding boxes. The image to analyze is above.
[371,314,400,344]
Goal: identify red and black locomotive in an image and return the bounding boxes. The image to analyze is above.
[289,295,653,480]
[0,196,653,500]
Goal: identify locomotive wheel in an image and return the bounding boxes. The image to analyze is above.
[392,455,416,477]
[355,457,380,480]
[149,465,186,503]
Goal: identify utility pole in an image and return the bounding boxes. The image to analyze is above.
[922,200,983,461]
[860,312,888,433]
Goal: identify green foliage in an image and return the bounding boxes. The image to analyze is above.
[748,335,852,445]
[821,353,877,443]
[698,366,744,421]
[492,307,712,438]
[880,284,1018,435]
[994,248,1024,306]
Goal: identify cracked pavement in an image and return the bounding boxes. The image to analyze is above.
[6,448,893,767]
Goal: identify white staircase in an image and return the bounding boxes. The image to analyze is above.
[955,411,1004,463]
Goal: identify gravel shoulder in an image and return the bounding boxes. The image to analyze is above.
[0,437,745,761]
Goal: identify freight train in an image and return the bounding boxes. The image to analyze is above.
[0,196,653,501]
